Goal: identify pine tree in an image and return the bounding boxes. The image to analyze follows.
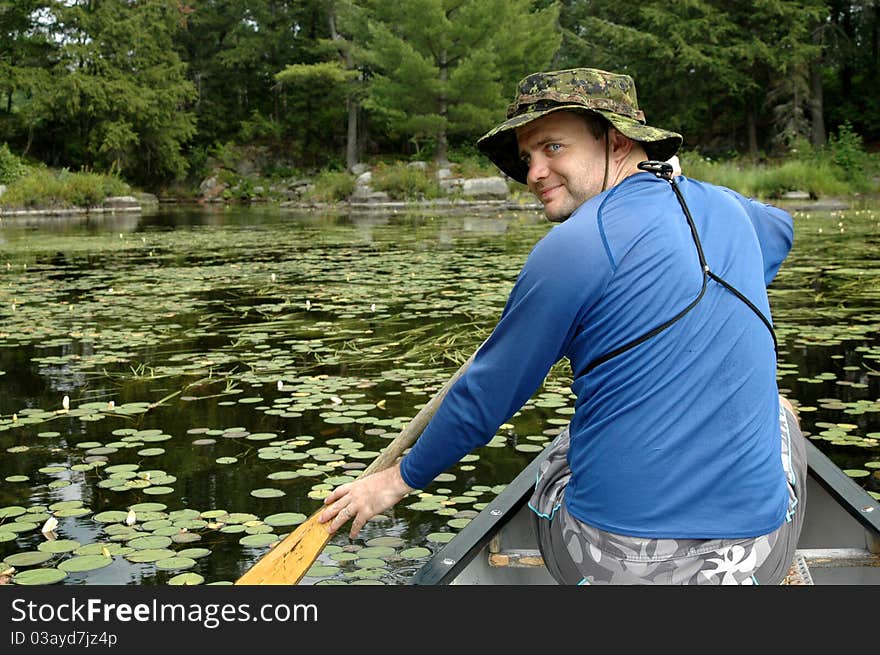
[364,0,561,164]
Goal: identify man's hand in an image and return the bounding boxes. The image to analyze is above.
[317,462,414,539]
[667,155,682,177]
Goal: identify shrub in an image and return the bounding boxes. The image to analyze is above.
[0,144,28,184]
[824,121,871,187]
[1,167,130,209]
[307,170,356,202]
[372,162,440,200]
[677,150,855,199]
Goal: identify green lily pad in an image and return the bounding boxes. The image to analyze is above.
[58,555,113,572]
[128,535,173,550]
[168,572,204,585]
[125,548,176,563]
[238,533,279,548]
[0,505,27,519]
[356,546,396,558]
[426,532,456,544]
[37,539,81,554]
[250,488,285,499]
[142,486,175,495]
[137,447,166,457]
[54,507,91,518]
[93,510,130,523]
[177,547,211,559]
[263,512,307,527]
[155,556,197,571]
[4,551,54,567]
[13,568,68,585]
[399,547,432,559]
[305,564,339,577]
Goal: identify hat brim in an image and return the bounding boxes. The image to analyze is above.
[477,105,682,184]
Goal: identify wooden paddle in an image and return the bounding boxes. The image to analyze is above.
[235,349,477,585]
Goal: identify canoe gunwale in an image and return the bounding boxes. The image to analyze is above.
[409,448,549,585]
[804,439,880,539]
[410,439,880,585]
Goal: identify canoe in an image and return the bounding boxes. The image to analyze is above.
[410,438,880,585]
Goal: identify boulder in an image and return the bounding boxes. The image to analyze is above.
[103,196,140,209]
[459,177,510,200]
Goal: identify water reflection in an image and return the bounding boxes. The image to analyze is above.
[0,202,877,585]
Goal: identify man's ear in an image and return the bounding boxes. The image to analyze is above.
[608,127,635,160]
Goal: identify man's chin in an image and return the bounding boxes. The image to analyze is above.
[542,205,574,223]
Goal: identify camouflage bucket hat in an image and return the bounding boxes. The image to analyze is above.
[477,68,682,184]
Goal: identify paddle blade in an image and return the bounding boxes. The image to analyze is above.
[234,509,331,585]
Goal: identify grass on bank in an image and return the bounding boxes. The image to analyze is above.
[1,146,130,209]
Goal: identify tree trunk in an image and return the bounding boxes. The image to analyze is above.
[329,5,358,171]
[345,96,358,170]
[436,48,449,166]
[809,60,826,147]
[747,105,759,160]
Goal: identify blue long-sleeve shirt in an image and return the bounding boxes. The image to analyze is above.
[400,172,794,539]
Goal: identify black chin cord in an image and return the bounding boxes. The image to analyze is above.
[575,160,778,378]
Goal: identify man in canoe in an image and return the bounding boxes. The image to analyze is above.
[320,67,807,584]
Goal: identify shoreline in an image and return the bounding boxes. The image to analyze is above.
[0,194,864,220]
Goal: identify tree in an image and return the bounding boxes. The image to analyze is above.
[824,0,880,145]
[364,0,561,164]
[555,0,824,158]
[180,0,346,169]
[275,0,368,170]
[23,0,197,183]
[0,0,55,153]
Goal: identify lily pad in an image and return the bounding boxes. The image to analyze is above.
[238,533,279,548]
[37,540,81,554]
[250,488,285,499]
[13,568,68,585]
[155,556,197,571]
[168,572,204,585]
[4,551,54,567]
[263,512,307,527]
[125,549,176,563]
[58,555,113,572]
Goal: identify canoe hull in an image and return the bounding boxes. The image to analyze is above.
[411,440,880,585]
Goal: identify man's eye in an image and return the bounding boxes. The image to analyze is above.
[520,154,531,165]
[547,143,562,153]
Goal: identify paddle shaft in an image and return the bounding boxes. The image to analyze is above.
[234,349,477,585]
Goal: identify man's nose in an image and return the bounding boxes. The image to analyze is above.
[526,155,548,186]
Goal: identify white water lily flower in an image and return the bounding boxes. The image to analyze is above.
[62,395,70,410]
[331,396,343,405]
[305,299,311,310]
[271,273,277,282]
[41,516,59,534]
[277,380,283,391]
[125,509,136,526]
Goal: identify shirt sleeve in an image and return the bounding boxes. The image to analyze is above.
[721,188,794,285]
[399,221,608,489]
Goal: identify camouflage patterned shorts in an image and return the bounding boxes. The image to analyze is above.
[530,399,806,584]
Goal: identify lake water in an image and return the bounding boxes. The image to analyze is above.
[0,199,878,586]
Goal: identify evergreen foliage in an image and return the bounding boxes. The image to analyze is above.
[0,1,876,191]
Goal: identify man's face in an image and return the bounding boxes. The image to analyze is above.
[515,111,607,222]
